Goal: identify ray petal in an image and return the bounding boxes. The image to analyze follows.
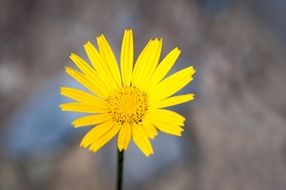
[59,102,107,113]
[146,109,186,126]
[118,122,132,151]
[132,123,154,157]
[145,48,181,91]
[72,113,111,128]
[145,118,184,136]
[80,120,116,148]
[141,121,158,139]
[97,34,122,87]
[131,40,154,88]
[65,67,108,98]
[141,39,162,90]
[84,41,118,90]
[148,66,195,103]
[150,94,195,109]
[60,87,106,104]
[145,111,184,136]
[120,30,134,86]
[89,122,121,152]
[69,53,111,95]
[69,53,96,76]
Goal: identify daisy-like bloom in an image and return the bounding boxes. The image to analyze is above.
[60,29,195,157]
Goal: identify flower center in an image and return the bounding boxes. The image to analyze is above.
[107,86,149,123]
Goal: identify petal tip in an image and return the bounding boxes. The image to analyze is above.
[84,41,92,46]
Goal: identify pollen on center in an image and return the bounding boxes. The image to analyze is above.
[107,86,149,123]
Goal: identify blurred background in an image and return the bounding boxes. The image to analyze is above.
[1,0,286,189]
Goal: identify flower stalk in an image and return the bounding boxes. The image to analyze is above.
[116,150,124,190]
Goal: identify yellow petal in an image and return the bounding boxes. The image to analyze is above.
[80,120,116,148]
[64,67,107,98]
[141,39,162,90]
[69,53,110,96]
[144,109,184,136]
[131,40,154,88]
[70,53,95,76]
[148,66,195,103]
[89,122,121,152]
[150,94,195,109]
[120,30,134,86]
[72,113,111,128]
[60,87,106,104]
[117,122,131,151]
[132,123,154,157]
[84,41,118,90]
[141,122,158,139]
[146,109,185,126]
[145,48,181,91]
[59,102,107,113]
[145,118,183,136]
[97,35,122,87]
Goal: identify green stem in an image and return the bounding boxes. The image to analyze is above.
[116,149,124,190]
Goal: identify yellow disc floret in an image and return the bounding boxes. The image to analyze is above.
[107,86,149,123]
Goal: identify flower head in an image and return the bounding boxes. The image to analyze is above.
[60,29,195,156]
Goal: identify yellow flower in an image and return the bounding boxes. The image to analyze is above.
[59,29,195,157]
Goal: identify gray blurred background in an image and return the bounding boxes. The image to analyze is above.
[1,0,286,189]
